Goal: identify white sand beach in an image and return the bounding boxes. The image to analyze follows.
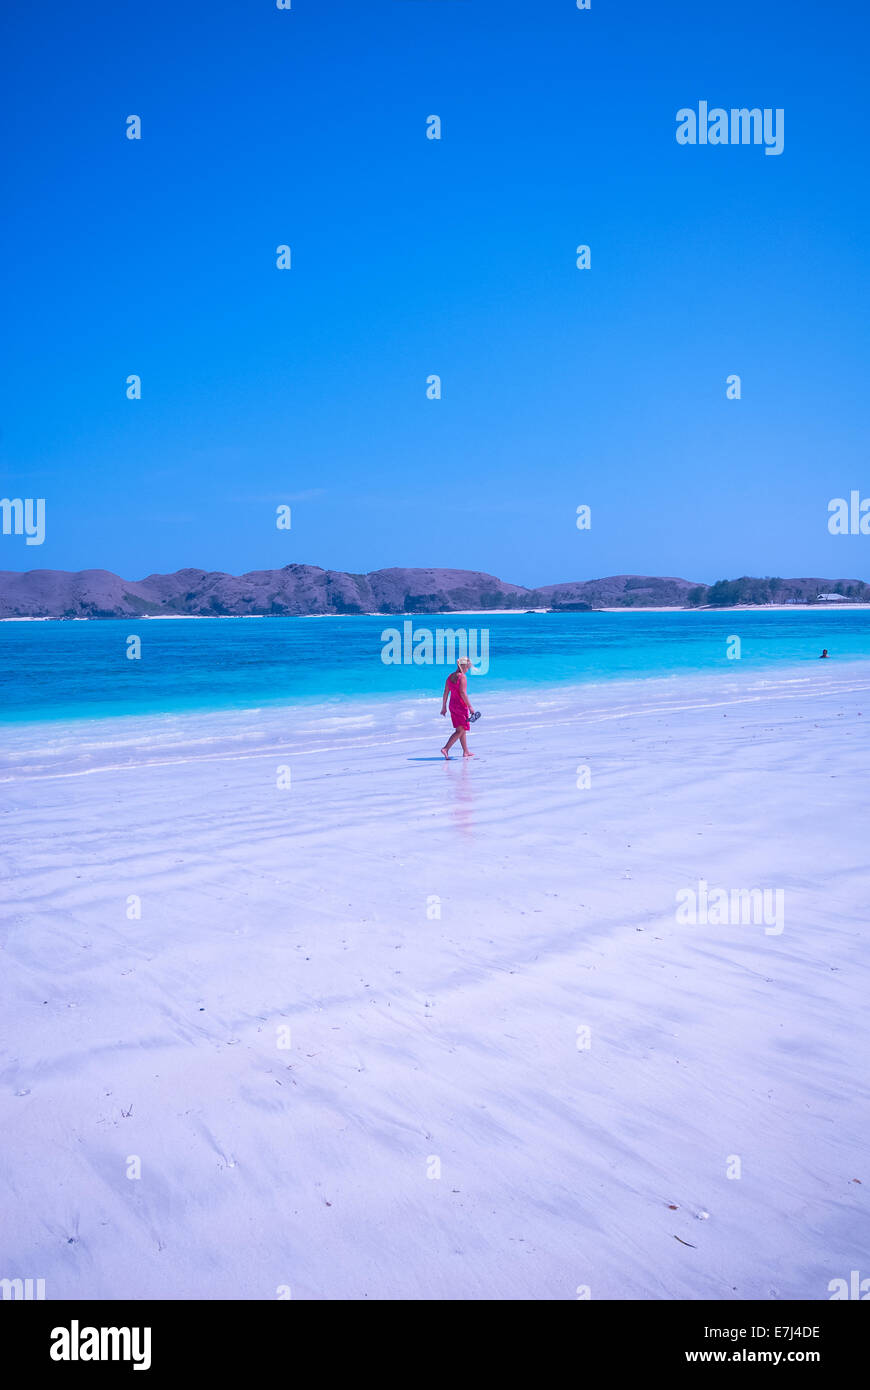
[2,665,869,1300]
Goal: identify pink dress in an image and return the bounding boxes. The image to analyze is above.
[447,672,470,730]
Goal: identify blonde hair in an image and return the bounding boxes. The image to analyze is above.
[457,657,472,672]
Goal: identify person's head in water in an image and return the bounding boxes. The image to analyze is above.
[820,649,829,658]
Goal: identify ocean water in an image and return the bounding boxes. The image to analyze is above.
[1,609,868,726]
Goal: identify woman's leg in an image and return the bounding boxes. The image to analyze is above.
[442,728,461,756]
[458,729,473,757]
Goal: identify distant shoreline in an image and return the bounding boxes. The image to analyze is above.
[3,603,869,623]
[3,566,868,621]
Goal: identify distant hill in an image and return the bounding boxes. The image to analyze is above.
[700,576,870,606]
[538,575,701,608]
[0,566,867,618]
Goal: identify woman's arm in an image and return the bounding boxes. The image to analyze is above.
[440,676,450,715]
[459,672,474,713]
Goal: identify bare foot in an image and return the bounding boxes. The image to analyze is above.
[440,747,450,759]
[463,751,475,758]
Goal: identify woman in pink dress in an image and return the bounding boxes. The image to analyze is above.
[440,657,475,759]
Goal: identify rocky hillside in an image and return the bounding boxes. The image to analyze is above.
[0,566,866,618]
[0,566,531,618]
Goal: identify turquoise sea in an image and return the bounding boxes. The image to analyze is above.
[1,609,868,725]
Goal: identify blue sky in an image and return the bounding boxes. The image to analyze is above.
[1,0,868,587]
